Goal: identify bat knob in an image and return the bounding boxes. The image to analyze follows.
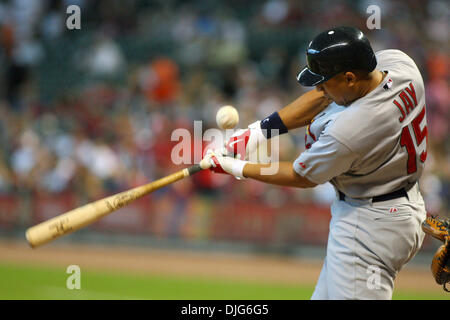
[199,156,213,169]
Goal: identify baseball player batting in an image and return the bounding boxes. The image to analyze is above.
[205,26,428,299]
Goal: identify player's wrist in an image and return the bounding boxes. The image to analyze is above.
[231,158,249,180]
[260,111,289,139]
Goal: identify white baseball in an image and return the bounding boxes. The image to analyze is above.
[216,105,239,129]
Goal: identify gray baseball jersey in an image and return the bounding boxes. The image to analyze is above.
[304,102,345,150]
[294,49,427,198]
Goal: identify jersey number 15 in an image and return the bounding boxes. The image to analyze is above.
[400,106,428,174]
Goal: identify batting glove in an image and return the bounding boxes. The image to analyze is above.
[223,121,266,161]
[205,149,248,180]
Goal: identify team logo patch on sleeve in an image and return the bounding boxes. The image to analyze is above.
[383,77,393,90]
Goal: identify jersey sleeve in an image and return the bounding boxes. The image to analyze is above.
[293,133,358,185]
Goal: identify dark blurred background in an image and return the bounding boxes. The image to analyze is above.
[0,0,448,254]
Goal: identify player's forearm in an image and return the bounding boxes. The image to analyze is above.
[278,89,332,130]
[242,162,317,188]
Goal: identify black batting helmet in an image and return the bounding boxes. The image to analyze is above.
[297,26,377,86]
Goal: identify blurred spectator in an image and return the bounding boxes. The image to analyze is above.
[141,57,180,105]
[84,33,125,78]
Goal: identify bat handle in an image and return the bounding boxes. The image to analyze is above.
[186,157,212,176]
[187,164,203,176]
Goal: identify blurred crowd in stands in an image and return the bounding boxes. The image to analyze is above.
[0,0,448,231]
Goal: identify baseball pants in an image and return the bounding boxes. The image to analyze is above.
[311,183,426,300]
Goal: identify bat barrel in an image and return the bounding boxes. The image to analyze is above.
[25,201,112,248]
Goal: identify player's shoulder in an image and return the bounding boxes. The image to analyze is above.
[312,102,346,122]
[325,105,366,145]
[376,49,425,99]
[375,49,420,74]
[306,102,345,147]
[323,102,346,115]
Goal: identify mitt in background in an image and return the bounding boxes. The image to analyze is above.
[421,215,450,292]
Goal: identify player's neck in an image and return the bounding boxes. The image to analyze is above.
[359,70,385,98]
[345,71,384,106]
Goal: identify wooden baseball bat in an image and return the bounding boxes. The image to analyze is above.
[25,160,210,248]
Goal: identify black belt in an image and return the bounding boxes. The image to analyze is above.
[339,188,408,202]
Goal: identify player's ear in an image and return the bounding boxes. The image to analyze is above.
[344,72,357,87]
